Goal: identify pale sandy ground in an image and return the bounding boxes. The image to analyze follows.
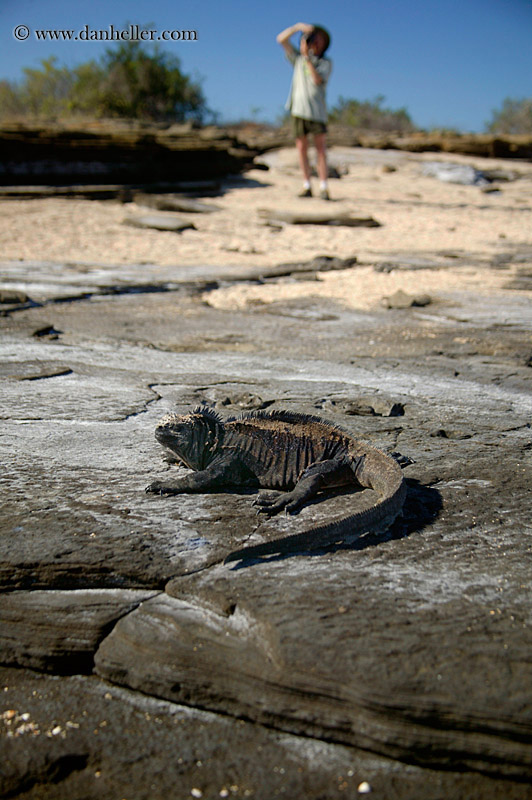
[1,146,531,311]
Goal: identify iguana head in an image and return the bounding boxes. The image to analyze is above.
[154,408,222,470]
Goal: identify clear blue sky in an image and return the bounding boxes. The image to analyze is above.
[1,0,531,132]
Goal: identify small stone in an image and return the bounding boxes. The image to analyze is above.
[327,396,404,418]
[32,324,62,339]
[357,781,372,793]
[223,239,242,252]
[430,428,471,440]
[0,289,29,304]
[382,289,431,309]
[191,789,203,798]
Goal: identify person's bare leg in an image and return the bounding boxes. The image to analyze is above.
[295,135,312,195]
[314,132,329,199]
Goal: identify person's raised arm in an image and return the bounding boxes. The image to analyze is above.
[276,22,313,57]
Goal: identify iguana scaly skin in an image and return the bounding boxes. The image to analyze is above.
[146,407,406,563]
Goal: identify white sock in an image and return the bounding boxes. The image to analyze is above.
[320,180,328,191]
[303,180,311,190]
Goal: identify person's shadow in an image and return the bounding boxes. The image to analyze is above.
[227,479,442,568]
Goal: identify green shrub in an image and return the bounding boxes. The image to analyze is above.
[328,94,416,132]
[0,36,208,122]
[486,97,532,135]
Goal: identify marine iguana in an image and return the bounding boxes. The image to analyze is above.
[146,407,407,563]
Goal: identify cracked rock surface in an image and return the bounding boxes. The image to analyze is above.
[1,203,532,796]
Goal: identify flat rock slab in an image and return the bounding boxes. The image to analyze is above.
[123,213,196,232]
[258,208,382,227]
[132,192,220,213]
[0,258,359,307]
[95,557,532,777]
[0,589,157,673]
[275,254,358,272]
[0,358,155,421]
[1,360,73,381]
[0,179,223,199]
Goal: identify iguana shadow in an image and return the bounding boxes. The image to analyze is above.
[228,480,442,569]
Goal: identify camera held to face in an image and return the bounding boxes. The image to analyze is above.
[301,26,330,56]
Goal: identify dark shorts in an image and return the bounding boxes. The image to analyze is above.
[291,116,327,139]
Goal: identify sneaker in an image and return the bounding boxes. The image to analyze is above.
[319,189,330,201]
[298,187,312,198]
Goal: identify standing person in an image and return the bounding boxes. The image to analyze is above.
[276,22,332,199]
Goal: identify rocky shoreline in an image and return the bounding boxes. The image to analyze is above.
[0,121,259,186]
[1,120,531,190]
[1,142,532,798]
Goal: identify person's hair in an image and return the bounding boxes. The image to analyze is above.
[310,25,331,54]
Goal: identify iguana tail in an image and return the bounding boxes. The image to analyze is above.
[224,450,406,564]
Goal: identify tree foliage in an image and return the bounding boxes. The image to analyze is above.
[486,97,532,135]
[0,37,208,122]
[328,95,416,132]
[0,57,75,118]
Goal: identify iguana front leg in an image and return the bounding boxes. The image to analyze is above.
[146,452,260,495]
[146,469,220,495]
[146,462,236,496]
[255,457,356,515]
